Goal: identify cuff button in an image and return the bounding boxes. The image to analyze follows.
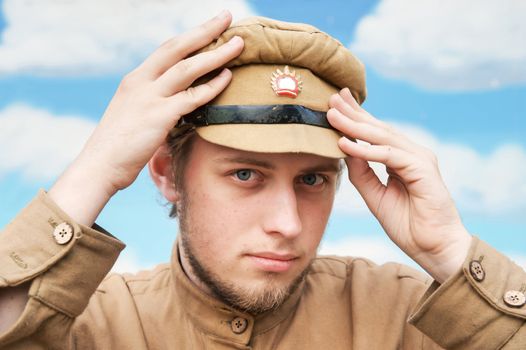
[503,290,526,308]
[53,222,74,245]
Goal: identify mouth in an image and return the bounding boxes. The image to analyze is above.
[246,252,299,273]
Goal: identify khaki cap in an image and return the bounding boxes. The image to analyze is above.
[177,16,366,158]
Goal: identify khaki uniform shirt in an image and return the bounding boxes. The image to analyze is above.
[0,191,525,349]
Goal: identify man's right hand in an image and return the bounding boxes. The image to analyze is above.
[48,10,244,226]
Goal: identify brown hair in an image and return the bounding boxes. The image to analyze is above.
[166,128,197,218]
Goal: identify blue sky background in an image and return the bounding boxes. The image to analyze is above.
[1,0,525,272]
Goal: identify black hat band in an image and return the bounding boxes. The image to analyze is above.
[177,104,332,130]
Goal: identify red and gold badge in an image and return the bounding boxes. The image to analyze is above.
[270,66,303,98]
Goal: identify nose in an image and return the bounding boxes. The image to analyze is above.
[262,185,303,239]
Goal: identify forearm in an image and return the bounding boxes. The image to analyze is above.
[0,191,124,347]
[0,158,115,335]
[409,237,526,349]
[0,145,121,338]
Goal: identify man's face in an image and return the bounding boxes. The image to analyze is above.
[177,136,340,314]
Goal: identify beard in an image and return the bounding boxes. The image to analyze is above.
[177,192,311,315]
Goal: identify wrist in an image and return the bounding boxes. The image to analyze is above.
[48,156,116,227]
[417,231,473,284]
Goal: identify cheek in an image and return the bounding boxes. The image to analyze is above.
[184,185,256,258]
[298,193,335,247]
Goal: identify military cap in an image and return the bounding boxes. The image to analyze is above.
[176,16,366,158]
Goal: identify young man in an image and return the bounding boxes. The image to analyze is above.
[0,12,525,349]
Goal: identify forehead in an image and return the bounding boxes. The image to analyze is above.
[189,135,341,172]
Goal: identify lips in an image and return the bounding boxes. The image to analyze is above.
[246,252,299,272]
[251,252,297,260]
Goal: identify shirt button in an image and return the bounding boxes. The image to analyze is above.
[53,222,74,245]
[231,317,248,334]
[469,260,485,282]
[503,290,526,308]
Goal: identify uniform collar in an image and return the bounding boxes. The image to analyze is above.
[170,238,305,346]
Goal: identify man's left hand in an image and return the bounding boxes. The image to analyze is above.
[327,88,472,283]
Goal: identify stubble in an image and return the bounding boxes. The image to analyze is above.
[177,191,311,315]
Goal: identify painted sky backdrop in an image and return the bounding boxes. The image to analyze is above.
[0,0,525,272]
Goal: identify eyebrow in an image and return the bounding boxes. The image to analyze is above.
[214,156,341,173]
[301,163,341,174]
[215,156,276,170]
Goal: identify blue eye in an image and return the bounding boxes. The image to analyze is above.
[301,174,323,186]
[235,169,252,181]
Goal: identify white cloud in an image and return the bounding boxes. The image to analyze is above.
[509,254,526,271]
[334,123,526,216]
[320,234,417,268]
[0,0,254,76]
[112,249,154,274]
[320,235,526,272]
[351,0,526,90]
[0,104,96,180]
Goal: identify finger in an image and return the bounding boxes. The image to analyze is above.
[329,92,388,130]
[164,68,233,122]
[340,87,363,111]
[135,10,233,80]
[344,156,386,216]
[338,137,413,171]
[328,92,359,118]
[156,35,244,96]
[341,88,394,131]
[327,108,413,151]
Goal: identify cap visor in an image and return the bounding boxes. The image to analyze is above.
[197,124,346,158]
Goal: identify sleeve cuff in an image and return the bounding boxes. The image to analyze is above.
[408,236,526,349]
[0,189,125,317]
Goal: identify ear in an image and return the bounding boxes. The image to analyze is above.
[148,144,180,203]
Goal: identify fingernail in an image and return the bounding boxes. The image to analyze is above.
[216,9,229,20]
[219,68,230,77]
[228,35,243,45]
